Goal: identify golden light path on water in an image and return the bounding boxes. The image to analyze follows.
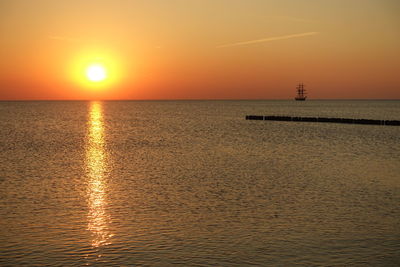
[86,101,113,248]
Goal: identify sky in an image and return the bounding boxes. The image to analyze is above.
[0,0,399,100]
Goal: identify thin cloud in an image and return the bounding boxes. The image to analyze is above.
[49,35,80,43]
[217,32,320,48]
[273,16,317,24]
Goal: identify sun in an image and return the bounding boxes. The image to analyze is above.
[86,64,107,82]
[70,49,126,91]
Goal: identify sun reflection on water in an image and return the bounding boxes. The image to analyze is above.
[86,101,113,248]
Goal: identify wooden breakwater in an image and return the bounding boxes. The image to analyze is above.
[245,115,400,126]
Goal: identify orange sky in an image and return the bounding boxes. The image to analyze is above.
[0,0,399,100]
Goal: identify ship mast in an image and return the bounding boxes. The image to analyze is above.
[295,83,307,100]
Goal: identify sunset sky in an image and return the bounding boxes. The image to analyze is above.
[0,0,399,100]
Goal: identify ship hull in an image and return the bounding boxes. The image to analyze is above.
[295,97,306,101]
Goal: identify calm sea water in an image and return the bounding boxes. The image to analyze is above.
[1,100,399,266]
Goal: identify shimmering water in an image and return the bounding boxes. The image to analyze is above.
[1,100,399,266]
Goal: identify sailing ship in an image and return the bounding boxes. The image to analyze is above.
[295,83,307,101]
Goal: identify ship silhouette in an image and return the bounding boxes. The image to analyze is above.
[295,83,307,101]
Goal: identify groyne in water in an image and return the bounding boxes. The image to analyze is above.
[245,115,400,126]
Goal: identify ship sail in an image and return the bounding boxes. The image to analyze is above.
[295,83,307,101]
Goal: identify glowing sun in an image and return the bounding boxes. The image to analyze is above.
[70,50,124,90]
[86,64,107,82]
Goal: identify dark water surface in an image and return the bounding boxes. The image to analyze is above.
[1,100,399,266]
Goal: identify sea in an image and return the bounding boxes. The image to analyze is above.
[0,100,399,266]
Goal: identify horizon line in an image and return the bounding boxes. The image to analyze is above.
[1,98,399,101]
